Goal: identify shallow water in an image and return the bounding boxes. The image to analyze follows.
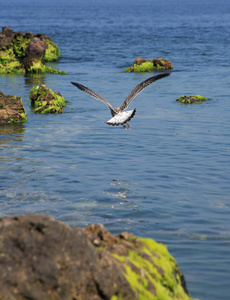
[1,0,230,299]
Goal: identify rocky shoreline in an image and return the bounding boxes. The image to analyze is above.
[0,214,195,300]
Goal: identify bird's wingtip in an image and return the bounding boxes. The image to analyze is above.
[161,72,171,77]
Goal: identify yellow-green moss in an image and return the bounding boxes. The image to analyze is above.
[44,39,61,61]
[124,58,173,72]
[27,60,67,75]
[10,111,27,123]
[0,30,66,74]
[0,60,25,74]
[43,66,67,75]
[0,47,25,74]
[0,47,15,63]
[27,59,46,73]
[13,35,30,59]
[19,112,28,122]
[134,62,155,72]
[112,237,196,300]
[29,85,39,100]
[30,85,66,114]
[35,106,59,114]
[176,95,209,104]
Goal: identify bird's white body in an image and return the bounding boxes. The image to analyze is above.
[106,109,136,126]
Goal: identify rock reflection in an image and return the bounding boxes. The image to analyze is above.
[24,74,46,86]
[0,123,25,136]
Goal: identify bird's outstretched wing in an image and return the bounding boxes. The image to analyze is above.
[119,73,170,112]
[71,82,115,112]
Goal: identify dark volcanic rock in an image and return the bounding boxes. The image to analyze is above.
[0,215,194,300]
[0,215,135,300]
[0,92,27,123]
[0,26,15,47]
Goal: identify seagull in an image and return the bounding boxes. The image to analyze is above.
[71,72,170,129]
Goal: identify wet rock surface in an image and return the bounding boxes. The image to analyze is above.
[124,57,173,72]
[30,84,66,114]
[23,37,46,72]
[0,26,66,74]
[0,91,27,123]
[0,214,195,300]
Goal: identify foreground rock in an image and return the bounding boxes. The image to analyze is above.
[30,84,66,113]
[176,95,210,104]
[0,214,195,300]
[0,26,66,74]
[124,57,173,72]
[0,91,27,123]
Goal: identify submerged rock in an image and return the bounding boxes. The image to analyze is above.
[29,84,66,113]
[176,95,210,104]
[0,214,196,300]
[124,57,173,72]
[0,91,27,123]
[0,26,66,74]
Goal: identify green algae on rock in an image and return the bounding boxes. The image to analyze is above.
[85,224,197,300]
[176,95,210,104]
[0,26,66,74]
[30,84,66,114]
[0,215,197,300]
[0,92,28,124]
[43,37,61,61]
[124,57,173,72]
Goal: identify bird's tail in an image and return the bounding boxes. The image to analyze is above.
[106,109,136,126]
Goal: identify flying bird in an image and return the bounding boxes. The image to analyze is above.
[71,72,170,129]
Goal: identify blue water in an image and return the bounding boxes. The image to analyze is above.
[1,0,230,299]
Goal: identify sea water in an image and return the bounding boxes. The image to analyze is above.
[0,0,230,299]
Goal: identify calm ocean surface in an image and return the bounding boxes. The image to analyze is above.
[0,0,230,299]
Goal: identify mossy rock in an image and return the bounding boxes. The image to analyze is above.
[27,60,67,75]
[29,84,66,114]
[85,225,197,300]
[176,95,210,104]
[0,46,26,74]
[0,27,66,74]
[112,237,194,300]
[0,215,197,300]
[13,34,31,59]
[43,37,61,61]
[0,92,27,123]
[124,57,173,72]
